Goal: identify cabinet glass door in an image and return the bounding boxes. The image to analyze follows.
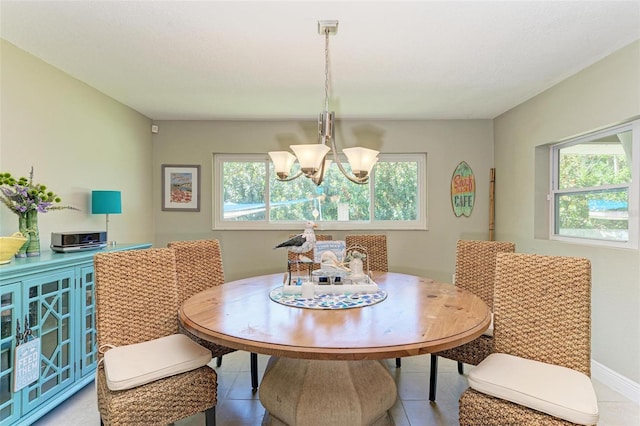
[0,284,21,425]
[79,266,97,376]
[21,271,75,412]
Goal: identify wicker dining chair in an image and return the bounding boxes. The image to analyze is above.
[168,239,260,391]
[94,248,217,426]
[459,253,598,425]
[345,234,388,272]
[287,233,333,270]
[429,239,515,401]
[343,234,398,366]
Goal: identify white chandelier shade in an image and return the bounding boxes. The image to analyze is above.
[290,144,331,176]
[268,151,297,180]
[267,20,379,186]
[343,147,379,177]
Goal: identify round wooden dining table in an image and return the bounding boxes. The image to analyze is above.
[179,272,490,426]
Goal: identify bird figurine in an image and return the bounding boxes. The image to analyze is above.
[274,221,317,254]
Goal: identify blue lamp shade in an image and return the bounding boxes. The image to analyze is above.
[91,191,122,215]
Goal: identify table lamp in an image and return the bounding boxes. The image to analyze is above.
[91,190,122,246]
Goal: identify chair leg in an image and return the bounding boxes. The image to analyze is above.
[216,356,222,368]
[395,357,401,368]
[457,361,464,375]
[250,352,258,392]
[100,418,104,426]
[429,354,438,401]
[205,406,216,426]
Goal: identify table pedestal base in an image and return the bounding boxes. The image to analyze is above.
[260,357,397,426]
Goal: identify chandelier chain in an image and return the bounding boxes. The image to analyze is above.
[324,28,330,111]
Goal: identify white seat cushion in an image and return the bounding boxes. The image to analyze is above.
[468,353,599,425]
[103,334,212,391]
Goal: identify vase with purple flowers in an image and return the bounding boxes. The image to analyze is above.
[1,167,77,257]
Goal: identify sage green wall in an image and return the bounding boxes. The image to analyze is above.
[0,39,154,247]
[494,41,640,383]
[153,120,494,283]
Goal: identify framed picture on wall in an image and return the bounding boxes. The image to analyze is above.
[161,164,201,212]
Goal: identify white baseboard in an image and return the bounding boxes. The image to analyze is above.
[592,359,640,405]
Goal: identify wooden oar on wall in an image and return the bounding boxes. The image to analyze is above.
[489,168,495,241]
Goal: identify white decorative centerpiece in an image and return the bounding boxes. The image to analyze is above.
[281,279,379,296]
[342,245,373,285]
[319,251,348,273]
[280,242,379,296]
[345,250,367,280]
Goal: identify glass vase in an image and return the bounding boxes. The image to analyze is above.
[26,210,40,257]
[15,213,30,258]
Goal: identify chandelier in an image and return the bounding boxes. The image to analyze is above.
[268,20,379,186]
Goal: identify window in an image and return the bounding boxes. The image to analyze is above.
[550,119,639,248]
[214,153,427,230]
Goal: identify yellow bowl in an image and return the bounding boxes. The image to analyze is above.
[0,232,28,264]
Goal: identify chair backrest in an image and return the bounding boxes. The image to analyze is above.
[288,234,332,270]
[345,234,388,272]
[493,252,592,376]
[168,239,225,305]
[454,240,515,309]
[94,248,179,349]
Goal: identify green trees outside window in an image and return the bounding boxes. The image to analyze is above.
[552,121,637,247]
[216,153,425,229]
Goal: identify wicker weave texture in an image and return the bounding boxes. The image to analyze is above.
[345,234,388,272]
[288,234,332,270]
[96,365,217,425]
[454,239,516,309]
[169,239,236,359]
[459,389,582,426]
[434,240,514,366]
[434,335,493,366]
[95,249,180,347]
[168,239,225,305]
[459,252,593,426]
[493,253,592,375]
[94,248,217,425]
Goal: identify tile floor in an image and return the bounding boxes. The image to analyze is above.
[33,351,639,425]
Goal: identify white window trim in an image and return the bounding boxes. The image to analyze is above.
[213,153,427,231]
[549,118,639,249]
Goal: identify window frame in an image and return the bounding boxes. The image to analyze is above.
[549,118,639,249]
[213,152,427,231]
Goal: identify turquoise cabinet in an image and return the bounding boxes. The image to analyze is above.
[0,243,151,426]
[0,284,20,424]
[21,269,76,415]
[79,266,97,378]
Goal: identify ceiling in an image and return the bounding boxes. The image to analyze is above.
[1,1,639,121]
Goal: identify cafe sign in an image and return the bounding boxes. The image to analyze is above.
[451,161,475,217]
